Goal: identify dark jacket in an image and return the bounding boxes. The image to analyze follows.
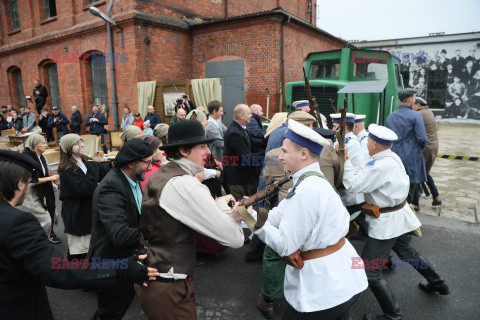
[246,113,266,140]
[70,110,82,134]
[8,117,23,132]
[88,167,141,260]
[47,113,70,135]
[59,160,111,236]
[246,113,267,153]
[0,115,8,131]
[39,114,54,142]
[144,112,162,128]
[223,121,264,185]
[85,112,108,135]
[23,148,56,216]
[0,200,117,320]
[33,84,48,109]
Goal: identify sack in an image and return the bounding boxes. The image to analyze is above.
[362,203,380,218]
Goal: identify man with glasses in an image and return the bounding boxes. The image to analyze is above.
[88,138,153,319]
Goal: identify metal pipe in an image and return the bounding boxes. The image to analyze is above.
[107,0,119,129]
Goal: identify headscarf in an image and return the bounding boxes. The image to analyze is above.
[153,123,169,139]
[24,133,44,150]
[119,125,143,142]
[59,133,81,153]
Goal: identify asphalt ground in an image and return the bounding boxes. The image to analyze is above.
[46,197,480,320]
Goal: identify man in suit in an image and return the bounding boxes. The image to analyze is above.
[0,150,158,320]
[88,139,153,320]
[223,104,264,200]
[22,106,37,132]
[205,100,227,161]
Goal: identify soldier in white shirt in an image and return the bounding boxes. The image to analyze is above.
[235,119,368,320]
[353,114,369,159]
[331,112,368,238]
[343,124,450,320]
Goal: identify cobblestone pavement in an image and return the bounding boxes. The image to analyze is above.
[419,123,480,223]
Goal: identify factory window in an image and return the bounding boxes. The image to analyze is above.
[7,0,21,30]
[89,52,109,107]
[43,0,57,19]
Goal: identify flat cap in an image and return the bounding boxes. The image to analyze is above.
[153,123,169,139]
[287,111,316,125]
[398,88,416,102]
[415,97,427,106]
[138,135,161,153]
[114,138,153,168]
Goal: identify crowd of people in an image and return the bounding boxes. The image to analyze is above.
[0,87,451,320]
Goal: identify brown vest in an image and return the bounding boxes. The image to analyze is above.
[139,161,196,276]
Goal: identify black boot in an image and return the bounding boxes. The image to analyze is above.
[245,235,265,262]
[363,279,402,320]
[417,264,450,295]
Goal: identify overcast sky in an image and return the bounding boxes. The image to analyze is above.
[316,0,480,41]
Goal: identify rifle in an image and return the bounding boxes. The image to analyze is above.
[334,98,347,188]
[303,68,323,128]
[236,170,293,230]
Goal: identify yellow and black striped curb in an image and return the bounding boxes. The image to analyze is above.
[437,154,480,161]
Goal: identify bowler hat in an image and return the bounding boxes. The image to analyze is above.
[160,120,215,150]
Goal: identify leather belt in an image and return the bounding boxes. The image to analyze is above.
[379,200,407,214]
[301,237,346,261]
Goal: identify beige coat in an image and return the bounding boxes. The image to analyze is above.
[418,106,439,174]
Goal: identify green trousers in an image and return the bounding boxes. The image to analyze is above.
[261,246,286,299]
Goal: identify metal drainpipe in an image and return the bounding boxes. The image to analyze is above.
[280,15,290,112]
[106,0,118,129]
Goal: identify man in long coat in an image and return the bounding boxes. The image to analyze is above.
[386,89,427,210]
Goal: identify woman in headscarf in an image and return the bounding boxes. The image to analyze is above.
[153,123,169,165]
[57,133,112,260]
[19,134,59,241]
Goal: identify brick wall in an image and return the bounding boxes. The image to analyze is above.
[1,0,341,130]
[192,18,282,111]
[133,0,314,21]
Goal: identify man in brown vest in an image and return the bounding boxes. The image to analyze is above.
[137,120,244,319]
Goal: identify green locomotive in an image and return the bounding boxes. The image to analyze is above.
[285,47,404,127]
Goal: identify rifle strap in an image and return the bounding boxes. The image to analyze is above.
[335,128,345,188]
[286,171,326,200]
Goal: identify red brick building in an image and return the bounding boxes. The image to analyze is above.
[0,0,347,129]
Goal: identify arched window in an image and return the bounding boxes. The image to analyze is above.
[7,66,25,107]
[38,60,61,110]
[89,51,109,107]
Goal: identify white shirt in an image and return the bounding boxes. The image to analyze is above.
[207,116,220,129]
[159,158,244,279]
[342,149,421,240]
[75,158,87,174]
[255,162,368,312]
[339,132,365,206]
[356,129,369,160]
